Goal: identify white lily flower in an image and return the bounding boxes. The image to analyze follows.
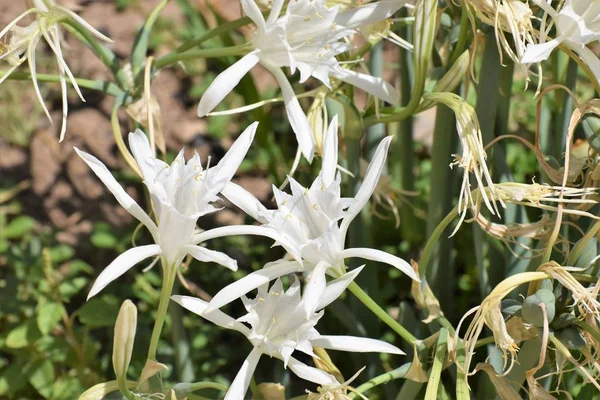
[210,115,419,315]
[521,0,600,83]
[172,277,403,400]
[0,0,113,141]
[76,123,297,299]
[197,0,404,162]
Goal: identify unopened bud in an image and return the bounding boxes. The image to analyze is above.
[113,299,137,382]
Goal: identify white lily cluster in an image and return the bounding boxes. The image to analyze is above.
[0,0,113,141]
[198,0,405,161]
[209,116,419,316]
[172,276,403,400]
[76,123,296,299]
[521,0,600,83]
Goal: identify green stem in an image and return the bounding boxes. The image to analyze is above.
[111,96,141,177]
[348,282,424,352]
[61,18,129,90]
[449,4,470,65]
[175,16,253,53]
[155,43,253,69]
[424,328,448,400]
[349,363,411,399]
[147,262,177,361]
[420,205,459,279]
[0,71,124,97]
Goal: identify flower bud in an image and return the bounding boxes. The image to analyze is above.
[112,299,137,382]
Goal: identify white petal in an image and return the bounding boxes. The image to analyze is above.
[74,148,158,235]
[128,129,156,181]
[287,357,338,386]
[340,136,392,236]
[317,265,364,311]
[334,68,400,105]
[224,347,263,400]
[321,115,339,186]
[28,34,52,124]
[182,245,238,271]
[268,67,315,162]
[209,122,257,190]
[192,225,302,262]
[197,51,260,117]
[206,261,303,312]
[221,182,269,223]
[521,39,562,64]
[575,45,600,85]
[335,0,406,29]
[303,261,329,317]
[171,295,250,334]
[241,0,266,31]
[57,6,113,43]
[0,9,37,40]
[88,245,162,299]
[340,247,419,281]
[311,335,404,355]
[267,0,286,24]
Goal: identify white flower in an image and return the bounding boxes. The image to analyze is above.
[207,115,419,316]
[197,0,404,162]
[0,0,113,141]
[521,0,600,83]
[172,277,403,400]
[76,123,298,299]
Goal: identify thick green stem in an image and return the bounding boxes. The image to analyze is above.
[0,71,124,97]
[348,282,424,352]
[147,262,177,361]
[420,205,459,278]
[349,363,411,399]
[154,43,253,69]
[175,16,253,53]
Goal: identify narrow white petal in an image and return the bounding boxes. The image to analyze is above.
[224,347,263,400]
[575,45,600,85]
[171,295,250,334]
[210,122,257,189]
[57,6,113,43]
[340,136,392,236]
[267,0,286,24]
[335,0,406,29]
[206,261,303,312]
[74,148,158,235]
[197,51,260,117]
[0,9,37,40]
[521,38,562,64]
[321,115,338,186]
[311,335,404,355]
[334,68,400,105]
[221,182,269,223]
[182,245,238,271]
[269,67,315,162]
[287,357,338,386]
[193,225,302,262]
[241,0,266,31]
[88,245,162,299]
[317,265,364,311]
[303,261,329,317]
[28,34,52,123]
[340,247,419,281]
[128,129,156,180]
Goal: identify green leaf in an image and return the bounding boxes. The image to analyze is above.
[77,295,120,328]
[131,0,169,77]
[48,245,75,264]
[5,320,42,349]
[3,215,35,239]
[51,377,83,400]
[29,359,55,398]
[0,360,29,395]
[91,231,118,249]
[37,302,65,335]
[58,277,88,300]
